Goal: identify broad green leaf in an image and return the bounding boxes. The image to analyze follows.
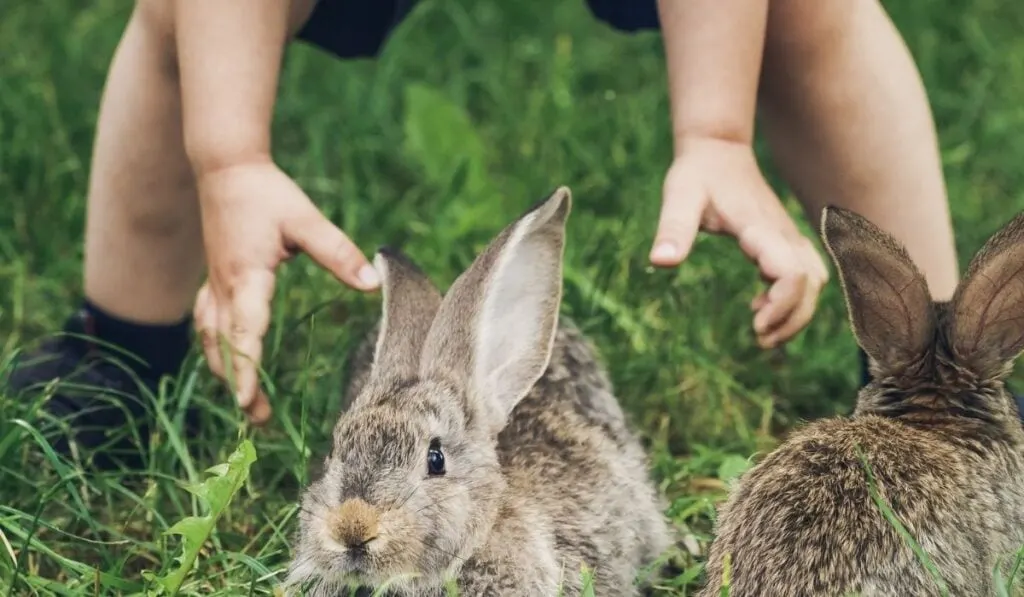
[145,439,257,596]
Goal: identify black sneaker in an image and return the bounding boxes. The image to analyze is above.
[5,309,164,471]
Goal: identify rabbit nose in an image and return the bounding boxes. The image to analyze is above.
[329,498,380,549]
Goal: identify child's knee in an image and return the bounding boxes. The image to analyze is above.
[123,203,200,242]
[766,1,868,58]
[116,175,201,241]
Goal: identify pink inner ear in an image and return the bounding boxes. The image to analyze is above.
[415,190,568,432]
[473,225,561,421]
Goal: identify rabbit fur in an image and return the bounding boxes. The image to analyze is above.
[285,187,674,596]
[699,206,1024,597]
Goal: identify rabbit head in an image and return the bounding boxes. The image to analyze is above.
[286,187,572,594]
[822,206,1024,425]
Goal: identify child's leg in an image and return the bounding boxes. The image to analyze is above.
[7,4,206,469]
[755,1,961,391]
[82,4,205,328]
[756,0,959,302]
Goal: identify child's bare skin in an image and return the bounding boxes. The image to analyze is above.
[10,0,965,467]
[654,0,957,346]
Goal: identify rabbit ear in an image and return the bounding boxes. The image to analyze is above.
[821,206,936,376]
[368,248,443,382]
[420,187,571,431]
[948,212,1024,380]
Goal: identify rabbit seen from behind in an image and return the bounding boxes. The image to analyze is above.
[699,206,1024,596]
[285,187,674,596]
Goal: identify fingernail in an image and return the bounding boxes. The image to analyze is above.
[650,241,679,263]
[358,264,381,288]
[753,312,770,334]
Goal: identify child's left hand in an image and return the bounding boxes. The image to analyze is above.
[650,136,829,348]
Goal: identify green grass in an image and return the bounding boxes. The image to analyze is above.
[2,0,1024,594]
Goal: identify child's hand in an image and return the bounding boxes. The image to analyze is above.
[650,137,829,348]
[192,161,380,424]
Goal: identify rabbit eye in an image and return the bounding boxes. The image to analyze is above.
[427,437,446,476]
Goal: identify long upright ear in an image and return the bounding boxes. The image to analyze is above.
[419,187,571,430]
[821,206,936,376]
[368,248,443,383]
[949,211,1024,380]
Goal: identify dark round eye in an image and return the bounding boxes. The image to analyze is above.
[427,438,446,476]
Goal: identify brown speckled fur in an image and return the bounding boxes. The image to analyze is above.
[699,207,1024,597]
[285,188,673,596]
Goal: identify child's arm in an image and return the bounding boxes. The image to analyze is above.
[658,0,767,146]
[170,0,379,423]
[174,0,288,174]
[653,0,828,349]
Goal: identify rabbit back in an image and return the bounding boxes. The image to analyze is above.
[699,415,1024,596]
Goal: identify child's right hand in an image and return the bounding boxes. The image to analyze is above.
[191,160,380,425]
[650,136,829,349]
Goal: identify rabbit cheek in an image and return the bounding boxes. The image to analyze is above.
[368,507,423,577]
[400,482,475,572]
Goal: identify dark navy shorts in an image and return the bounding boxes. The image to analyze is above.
[296,0,659,59]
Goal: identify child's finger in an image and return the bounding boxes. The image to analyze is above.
[194,284,227,379]
[738,223,825,344]
[227,272,274,423]
[797,236,830,287]
[651,166,706,266]
[284,202,380,291]
[757,239,827,347]
[737,223,807,287]
[753,274,805,337]
[247,393,272,425]
[759,276,818,348]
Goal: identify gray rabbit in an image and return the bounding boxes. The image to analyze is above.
[700,206,1024,597]
[285,187,674,596]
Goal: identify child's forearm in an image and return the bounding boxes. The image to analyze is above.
[173,0,291,178]
[657,0,769,149]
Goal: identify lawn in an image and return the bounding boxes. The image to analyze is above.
[2,0,1024,594]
